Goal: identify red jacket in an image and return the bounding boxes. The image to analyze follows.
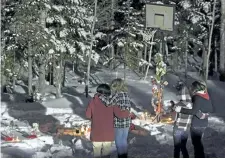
[86,95,130,142]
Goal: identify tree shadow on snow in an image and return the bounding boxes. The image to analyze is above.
[207,81,225,121]
[1,92,62,158]
[5,92,59,129]
[203,127,225,158]
[127,84,154,114]
[127,126,174,158]
[62,87,92,120]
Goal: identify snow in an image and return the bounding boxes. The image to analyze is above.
[180,0,191,9]
[59,29,68,38]
[46,17,54,23]
[91,52,100,64]
[117,41,124,47]
[52,5,64,12]
[1,66,225,158]
[78,28,89,39]
[95,32,106,38]
[48,49,54,54]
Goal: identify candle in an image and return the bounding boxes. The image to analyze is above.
[81,125,85,134]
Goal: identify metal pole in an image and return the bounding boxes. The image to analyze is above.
[185,31,188,79]
[161,30,166,62]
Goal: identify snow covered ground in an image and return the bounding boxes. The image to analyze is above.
[1,66,225,158]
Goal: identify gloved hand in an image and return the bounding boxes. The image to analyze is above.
[129,113,136,120]
[200,113,209,119]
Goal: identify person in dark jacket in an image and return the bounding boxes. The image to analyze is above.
[86,84,130,158]
[175,81,213,158]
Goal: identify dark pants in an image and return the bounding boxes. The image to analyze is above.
[173,129,189,158]
[115,127,129,158]
[190,127,206,158]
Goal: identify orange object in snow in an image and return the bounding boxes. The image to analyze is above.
[156,87,162,113]
[57,127,91,137]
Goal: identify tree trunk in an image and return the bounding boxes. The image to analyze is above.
[165,43,169,61]
[220,0,225,73]
[49,64,51,85]
[12,75,16,92]
[144,42,148,73]
[28,42,33,96]
[110,0,115,69]
[111,42,115,69]
[215,38,218,72]
[205,0,217,81]
[75,55,79,71]
[144,32,155,80]
[72,60,75,72]
[62,60,66,87]
[38,9,47,95]
[138,50,142,72]
[12,49,16,92]
[38,62,46,95]
[53,57,56,85]
[185,32,188,78]
[85,0,98,97]
[200,37,209,78]
[202,38,208,74]
[50,64,54,85]
[124,43,127,81]
[55,65,62,98]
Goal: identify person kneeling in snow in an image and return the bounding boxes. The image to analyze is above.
[86,84,130,158]
[129,112,148,136]
[174,81,213,158]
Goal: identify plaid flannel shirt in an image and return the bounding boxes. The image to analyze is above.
[98,92,131,128]
[174,86,193,131]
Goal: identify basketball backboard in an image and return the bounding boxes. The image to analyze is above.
[145,3,175,32]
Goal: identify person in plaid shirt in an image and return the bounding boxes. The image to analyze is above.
[174,81,212,158]
[172,84,206,158]
[98,78,131,158]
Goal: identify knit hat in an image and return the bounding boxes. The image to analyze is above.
[191,80,206,93]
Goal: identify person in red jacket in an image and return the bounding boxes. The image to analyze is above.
[86,84,130,158]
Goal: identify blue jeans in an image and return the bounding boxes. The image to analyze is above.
[115,127,129,156]
[173,129,189,158]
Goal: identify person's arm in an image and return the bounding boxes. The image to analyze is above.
[113,106,130,118]
[130,107,138,116]
[176,96,200,115]
[86,99,93,119]
[195,110,208,119]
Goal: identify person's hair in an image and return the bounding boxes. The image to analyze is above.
[96,84,111,96]
[191,81,206,93]
[110,78,128,92]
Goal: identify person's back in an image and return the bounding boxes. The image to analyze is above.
[86,84,115,158]
[86,95,114,142]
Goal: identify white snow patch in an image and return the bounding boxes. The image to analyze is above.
[180,1,191,9]
[49,49,54,54]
